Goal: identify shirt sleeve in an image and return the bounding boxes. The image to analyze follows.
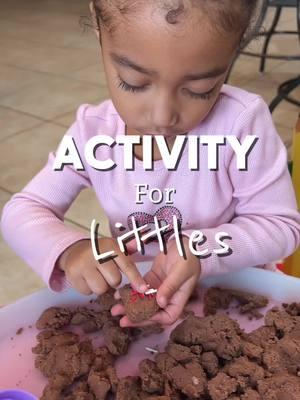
[176,97,300,279]
[1,105,92,291]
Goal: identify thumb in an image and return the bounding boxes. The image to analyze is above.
[143,269,162,290]
[156,261,190,308]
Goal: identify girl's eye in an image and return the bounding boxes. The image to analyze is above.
[118,77,148,93]
[117,76,216,100]
[185,86,216,100]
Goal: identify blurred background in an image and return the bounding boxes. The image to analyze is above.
[0,0,299,305]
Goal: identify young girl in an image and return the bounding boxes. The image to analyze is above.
[1,0,300,328]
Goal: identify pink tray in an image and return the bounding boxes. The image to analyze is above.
[1,264,300,398]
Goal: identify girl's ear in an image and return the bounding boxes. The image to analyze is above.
[89,1,100,41]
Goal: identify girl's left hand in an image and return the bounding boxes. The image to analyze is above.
[111,236,201,327]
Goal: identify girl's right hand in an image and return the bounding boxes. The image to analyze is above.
[57,237,148,296]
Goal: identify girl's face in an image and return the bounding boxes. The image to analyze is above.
[99,5,240,137]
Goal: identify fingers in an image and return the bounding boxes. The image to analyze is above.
[118,315,161,328]
[97,237,148,293]
[71,275,93,296]
[84,267,109,295]
[110,300,161,328]
[114,251,148,292]
[115,298,188,327]
[111,303,126,316]
[111,291,191,328]
[115,258,164,303]
[143,269,162,289]
[117,307,179,327]
[68,266,110,296]
[114,290,121,300]
[155,295,190,325]
[112,287,191,328]
[156,261,191,308]
[96,260,122,289]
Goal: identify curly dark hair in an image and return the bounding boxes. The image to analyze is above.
[82,0,262,48]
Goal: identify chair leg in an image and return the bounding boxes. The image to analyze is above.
[269,76,300,113]
[297,0,300,41]
[260,6,282,73]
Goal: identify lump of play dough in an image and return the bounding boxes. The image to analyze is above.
[35,339,95,380]
[283,302,300,316]
[165,341,199,363]
[70,307,111,333]
[139,359,164,394]
[116,376,142,400]
[257,373,300,399]
[244,325,278,350]
[170,314,243,360]
[32,330,79,355]
[36,307,72,330]
[95,287,118,311]
[33,288,300,400]
[207,372,238,400]
[87,369,111,399]
[264,306,300,336]
[262,335,300,375]
[119,284,160,323]
[223,356,265,387]
[201,352,219,377]
[102,320,132,356]
[166,360,207,399]
[204,287,268,319]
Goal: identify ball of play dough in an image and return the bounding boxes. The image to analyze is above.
[119,284,160,323]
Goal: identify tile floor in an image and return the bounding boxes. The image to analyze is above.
[0,1,299,305]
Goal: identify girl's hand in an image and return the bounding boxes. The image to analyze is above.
[58,237,148,295]
[111,236,201,327]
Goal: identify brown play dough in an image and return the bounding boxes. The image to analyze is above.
[119,284,160,323]
[94,287,119,311]
[203,287,269,319]
[102,320,132,356]
[32,287,300,399]
[170,314,243,360]
[70,308,112,333]
[36,306,72,330]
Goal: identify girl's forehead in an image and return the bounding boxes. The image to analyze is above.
[110,5,210,40]
[102,12,238,74]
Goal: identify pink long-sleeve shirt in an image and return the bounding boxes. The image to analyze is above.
[1,85,300,291]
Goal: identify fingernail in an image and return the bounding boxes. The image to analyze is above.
[158,296,167,308]
[139,284,148,293]
[120,319,128,328]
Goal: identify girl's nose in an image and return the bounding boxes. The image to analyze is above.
[150,93,179,133]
